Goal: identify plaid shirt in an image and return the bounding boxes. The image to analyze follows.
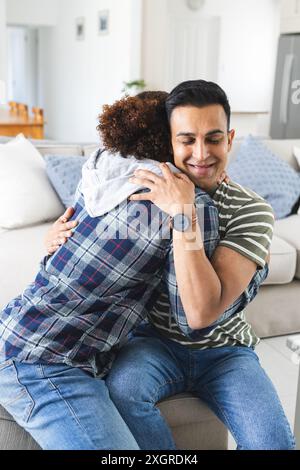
[0,188,219,377]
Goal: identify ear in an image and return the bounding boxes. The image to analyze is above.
[227,129,235,152]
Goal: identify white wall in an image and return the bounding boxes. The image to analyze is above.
[209,0,281,113]
[130,0,143,79]
[6,0,58,26]
[142,0,169,91]
[143,0,281,129]
[143,0,221,91]
[2,0,281,140]
[0,0,7,89]
[39,0,142,142]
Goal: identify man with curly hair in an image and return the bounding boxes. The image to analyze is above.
[44,81,294,450]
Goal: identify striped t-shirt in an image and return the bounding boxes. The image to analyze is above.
[147,181,275,349]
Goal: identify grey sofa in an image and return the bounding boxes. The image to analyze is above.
[235,140,300,338]
[0,394,228,450]
[0,138,299,450]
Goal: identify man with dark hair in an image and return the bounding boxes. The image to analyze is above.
[165,79,232,130]
[105,80,295,450]
[46,80,295,450]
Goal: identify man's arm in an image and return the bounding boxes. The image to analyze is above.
[172,189,275,330]
[172,219,257,329]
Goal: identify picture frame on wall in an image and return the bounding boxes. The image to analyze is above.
[98,10,109,35]
[76,17,85,41]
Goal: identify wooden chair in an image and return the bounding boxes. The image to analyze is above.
[17,103,29,119]
[1,103,45,139]
[32,107,44,124]
[8,101,18,115]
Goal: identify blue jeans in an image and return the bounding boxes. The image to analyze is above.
[0,360,139,450]
[106,323,296,450]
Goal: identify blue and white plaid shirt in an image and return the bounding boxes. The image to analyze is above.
[0,188,220,377]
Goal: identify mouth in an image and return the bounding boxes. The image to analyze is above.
[187,162,216,177]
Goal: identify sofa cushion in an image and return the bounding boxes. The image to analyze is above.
[0,408,41,450]
[0,135,65,229]
[83,144,100,158]
[228,135,300,219]
[0,394,228,450]
[36,144,83,157]
[245,281,300,338]
[274,215,300,280]
[263,235,296,285]
[0,223,52,309]
[45,155,88,208]
[157,393,224,426]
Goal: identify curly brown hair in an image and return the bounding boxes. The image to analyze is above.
[97,91,173,162]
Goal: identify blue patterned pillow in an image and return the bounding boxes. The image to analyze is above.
[45,155,88,208]
[228,135,300,219]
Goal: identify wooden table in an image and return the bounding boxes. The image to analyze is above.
[0,107,45,139]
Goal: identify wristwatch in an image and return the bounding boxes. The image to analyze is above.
[169,213,192,232]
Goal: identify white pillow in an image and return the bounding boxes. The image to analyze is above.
[0,134,65,229]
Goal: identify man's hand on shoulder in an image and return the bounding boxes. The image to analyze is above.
[217,171,230,186]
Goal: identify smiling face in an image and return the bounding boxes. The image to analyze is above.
[170,104,235,192]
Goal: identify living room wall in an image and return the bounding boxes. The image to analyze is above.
[38,0,142,142]
[6,0,58,26]
[143,0,281,112]
[0,0,7,88]
[1,0,281,140]
[3,0,142,142]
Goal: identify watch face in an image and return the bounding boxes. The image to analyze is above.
[173,214,191,232]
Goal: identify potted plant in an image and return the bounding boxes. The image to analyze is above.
[122,80,147,96]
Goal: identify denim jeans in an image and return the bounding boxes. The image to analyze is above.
[106,323,296,450]
[0,360,139,450]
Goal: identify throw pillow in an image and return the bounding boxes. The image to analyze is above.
[45,155,88,208]
[0,134,65,229]
[228,135,300,219]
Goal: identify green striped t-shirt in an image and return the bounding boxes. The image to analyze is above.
[147,181,275,349]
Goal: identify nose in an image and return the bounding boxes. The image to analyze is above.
[192,140,209,162]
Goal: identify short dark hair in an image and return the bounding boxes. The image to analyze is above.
[166,80,231,131]
[97,91,173,162]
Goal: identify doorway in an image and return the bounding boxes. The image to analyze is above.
[7,25,39,109]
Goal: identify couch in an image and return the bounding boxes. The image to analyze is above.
[233,139,300,338]
[0,138,299,450]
